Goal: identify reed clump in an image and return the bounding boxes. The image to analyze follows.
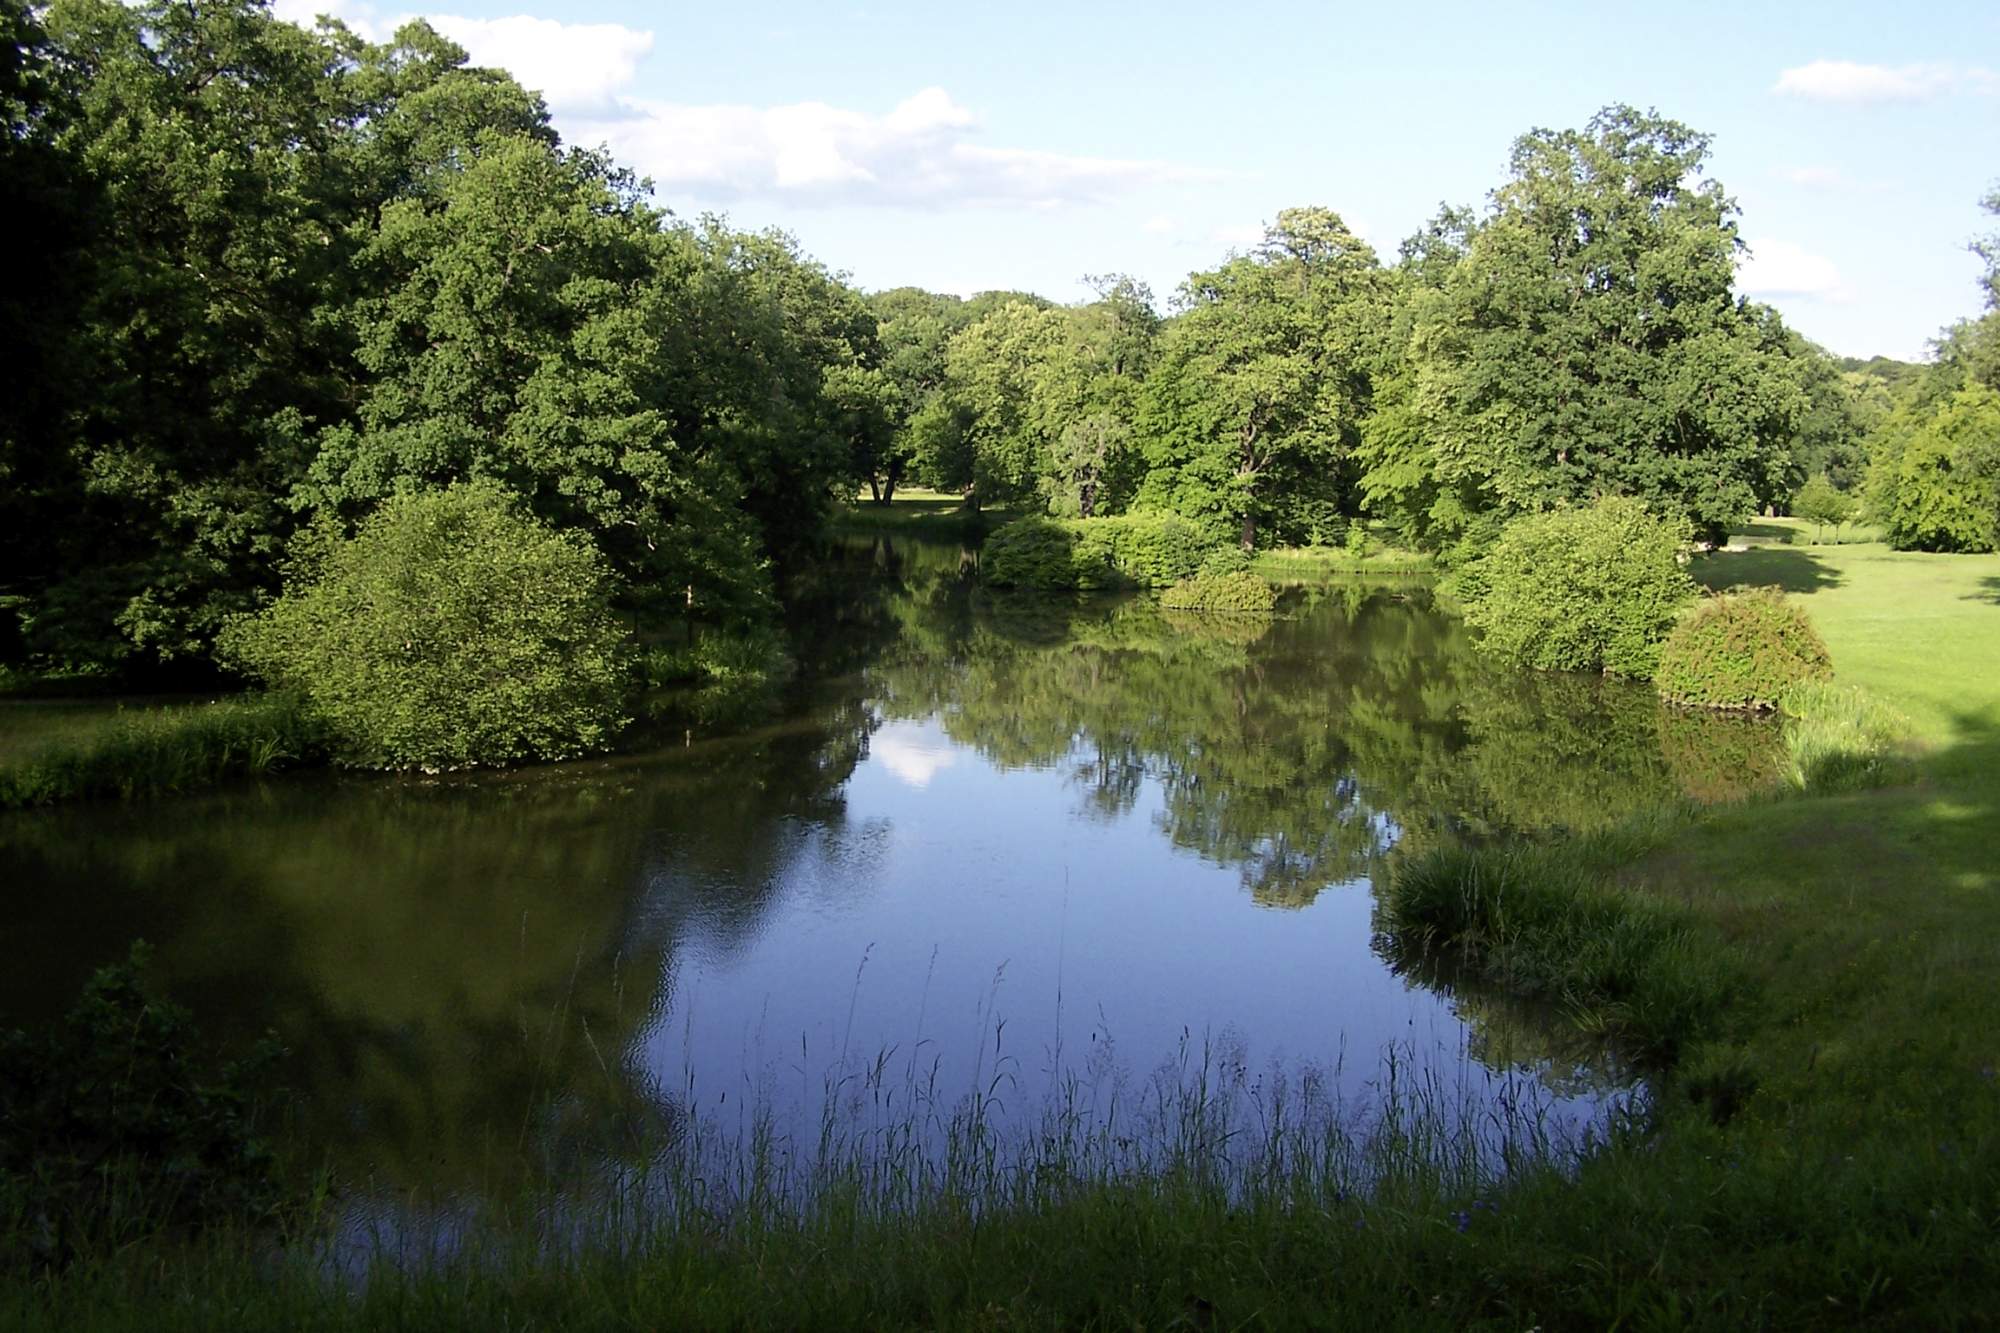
[0,693,327,809]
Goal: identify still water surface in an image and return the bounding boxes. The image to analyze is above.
[0,535,1779,1210]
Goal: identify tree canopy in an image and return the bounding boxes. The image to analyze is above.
[0,7,1961,679]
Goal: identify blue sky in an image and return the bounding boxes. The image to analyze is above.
[280,0,2000,360]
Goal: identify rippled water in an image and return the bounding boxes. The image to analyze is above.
[0,534,1781,1219]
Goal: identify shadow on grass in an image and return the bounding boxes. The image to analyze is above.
[1966,575,2000,607]
[1694,546,1844,594]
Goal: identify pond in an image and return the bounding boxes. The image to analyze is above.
[0,534,1780,1235]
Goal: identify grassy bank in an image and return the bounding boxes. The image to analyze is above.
[1252,539,1434,582]
[0,693,328,809]
[829,487,1016,537]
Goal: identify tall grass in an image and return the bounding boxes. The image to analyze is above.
[0,693,328,809]
[1378,833,1739,1065]
[1776,679,1914,794]
[3,1030,1630,1330]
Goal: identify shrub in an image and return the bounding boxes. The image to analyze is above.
[981,514,1216,590]
[220,482,630,771]
[978,519,1100,589]
[1159,570,1278,614]
[1777,680,1913,794]
[1653,587,1833,710]
[1451,497,1697,679]
[1196,545,1253,578]
[0,947,287,1271]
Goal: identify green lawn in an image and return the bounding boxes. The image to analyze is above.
[1695,527,2000,756]
[1565,532,2000,1313]
[829,487,1016,535]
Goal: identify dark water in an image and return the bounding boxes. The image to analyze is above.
[0,535,1780,1213]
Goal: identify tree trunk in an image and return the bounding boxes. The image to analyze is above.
[1240,512,1256,552]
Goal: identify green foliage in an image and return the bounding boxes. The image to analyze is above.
[0,693,327,809]
[1789,473,1854,542]
[1139,208,1388,549]
[1379,838,1738,1064]
[1866,384,2000,553]
[1195,545,1253,577]
[1776,680,1913,794]
[1453,498,1697,678]
[915,283,1157,515]
[0,946,286,1271]
[980,514,1214,590]
[220,483,629,771]
[1371,107,1802,547]
[1158,570,1278,614]
[10,1,552,670]
[3,2,889,676]
[1654,587,1833,711]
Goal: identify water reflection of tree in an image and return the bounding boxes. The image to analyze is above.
[0,687,883,1196]
[864,568,1785,910]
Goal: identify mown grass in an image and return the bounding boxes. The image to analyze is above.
[829,488,1017,537]
[0,693,328,809]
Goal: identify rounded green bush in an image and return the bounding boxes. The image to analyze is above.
[1159,570,1278,614]
[982,513,1217,590]
[1453,497,1696,679]
[220,481,630,770]
[1654,587,1832,710]
[980,518,1105,590]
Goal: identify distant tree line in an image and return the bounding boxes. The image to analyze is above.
[3,0,1994,691]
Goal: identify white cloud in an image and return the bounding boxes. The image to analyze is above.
[424,15,653,114]
[272,5,651,114]
[275,7,1217,210]
[573,87,1219,209]
[1738,238,1848,302]
[870,722,957,789]
[272,0,381,32]
[1773,59,1993,104]
[1142,215,1178,235]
